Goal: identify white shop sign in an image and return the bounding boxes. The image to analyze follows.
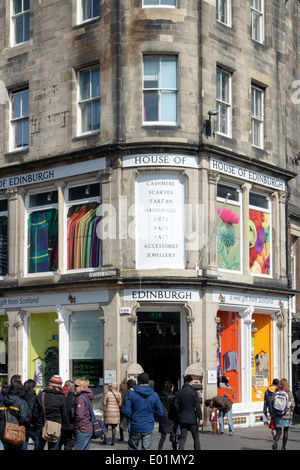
[0,157,106,190]
[213,291,288,309]
[124,289,200,302]
[211,158,285,191]
[135,173,185,269]
[0,290,109,310]
[123,154,199,168]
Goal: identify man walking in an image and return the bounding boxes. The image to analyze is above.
[123,372,164,450]
[174,375,202,450]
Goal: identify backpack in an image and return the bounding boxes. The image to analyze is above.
[273,390,290,416]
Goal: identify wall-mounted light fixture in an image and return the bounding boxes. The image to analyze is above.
[292,152,300,165]
[205,109,219,137]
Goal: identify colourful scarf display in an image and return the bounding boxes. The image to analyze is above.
[0,216,8,276]
[67,202,101,270]
[28,209,58,273]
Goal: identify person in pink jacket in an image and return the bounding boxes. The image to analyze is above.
[74,377,95,450]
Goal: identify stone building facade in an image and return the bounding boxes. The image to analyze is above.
[0,0,299,426]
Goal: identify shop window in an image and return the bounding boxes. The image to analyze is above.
[0,315,8,379]
[28,312,59,388]
[0,200,8,277]
[249,191,271,276]
[70,311,104,412]
[66,182,101,270]
[217,311,241,403]
[27,191,58,274]
[216,182,242,272]
[251,313,273,403]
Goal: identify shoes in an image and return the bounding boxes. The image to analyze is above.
[272,442,278,450]
[229,432,234,436]
[111,442,115,446]
[102,440,107,445]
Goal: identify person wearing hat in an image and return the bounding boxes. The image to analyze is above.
[32,375,67,450]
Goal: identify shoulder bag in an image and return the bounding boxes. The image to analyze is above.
[41,392,61,442]
[82,393,107,440]
[3,407,26,447]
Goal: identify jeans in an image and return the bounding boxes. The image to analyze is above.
[178,423,201,450]
[35,428,61,450]
[218,407,234,434]
[128,431,154,450]
[74,432,93,450]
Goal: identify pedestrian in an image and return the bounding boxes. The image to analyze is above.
[174,375,202,450]
[263,378,279,418]
[0,380,30,450]
[271,378,294,450]
[59,380,76,450]
[102,381,122,446]
[206,395,234,436]
[123,372,164,450]
[119,382,127,441]
[24,379,38,449]
[74,377,94,450]
[292,381,300,425]
[207,405,220,434]
[0,383,4,450]
[158,380,178,450]
[32,375,66,450]
[121,379,136,435]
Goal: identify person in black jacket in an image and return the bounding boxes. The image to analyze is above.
[174,375,202,450]
[59,380,76,450]
[0,380,30,450]
[24,379,38,449]
[32,375,66,450]
[158,380,178,450]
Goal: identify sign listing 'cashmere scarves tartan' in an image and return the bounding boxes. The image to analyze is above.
[28,209,58,273]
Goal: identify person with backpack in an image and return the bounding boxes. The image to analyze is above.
[74,377,95,450]
[271,378,294,450]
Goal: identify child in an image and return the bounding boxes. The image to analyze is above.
[209,406,220,434]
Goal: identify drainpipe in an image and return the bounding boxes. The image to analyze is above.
[116,0,121,143]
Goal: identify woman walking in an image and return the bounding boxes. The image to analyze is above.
[272,378,294,450]
[102,381,122,446]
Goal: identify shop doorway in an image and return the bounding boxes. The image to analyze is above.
[137,311,181,392]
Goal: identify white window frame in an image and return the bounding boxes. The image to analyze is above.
[25,189,59,277]
[216,182,243,274]
[64,181,101,273]
[77,0,100,24]
[143,56,178,126]
[11,0,30,46]
[77,66,100,136]
[250,0,264,44]
[143,0,177,7]
[251,85,264,149]
[0,199,8,278]
[216,68,232,137]
[249,191,272,278]
[216,0,231,27]
[9,88,29,151]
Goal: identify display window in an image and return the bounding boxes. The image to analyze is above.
[216,183,242,273]
[217,311,241,403]
[0,315,8,381]
[0,199,8,277]
[251,313,273,403]
[249,191,271,276]
[65,182,101,270]
[26,191,59,273]
[28,312,59,388]
[70,311,104,412]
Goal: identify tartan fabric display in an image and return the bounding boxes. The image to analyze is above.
[0,216,8,276]
[67,203,101,270]
[28,209,58,273]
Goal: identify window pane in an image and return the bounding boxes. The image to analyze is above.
[79,70,91,100]
[93,0,100,17]
[13,0,22,14]
[250,193,269,209]
[91,99,100,130]
[28,209,58,273]
[144,91,159,121]
[144,0,159,4]
[217,103,228,134]
[161,92,176,122]
[69,184,100,201]
[144,58,159,88]
[12,93,22,119]
[24,12,30,41]
[91,68,100,98]
[161,58,177,89]
[24,0,30,11]
[0,216,8,276]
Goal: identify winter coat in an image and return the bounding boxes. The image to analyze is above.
[103,382,122,425]
[32,388,66,429]
[272,389,295,420]
[61,392,76,431]
[0,393,30,438]
[263,385,277,415]
[211,395,232,413]
[74,387,95,435]
[158,389,176,434]
[123,384,164,433]
[174,384,202,424]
